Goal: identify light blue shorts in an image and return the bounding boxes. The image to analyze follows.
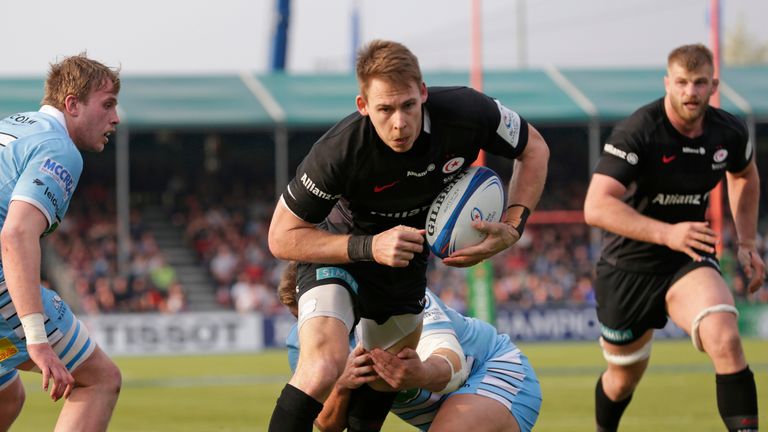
[0,284,94,385]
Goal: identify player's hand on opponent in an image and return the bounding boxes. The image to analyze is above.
[27,343,74,401]
[335,344,377,391]
[442,220,519,268]
[369,347,430,391]
[372,226,425,267]
[737,240,766,293]
[664,221,717,262]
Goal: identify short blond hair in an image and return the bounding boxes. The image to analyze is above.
[42,53,121,110]
[355,39,423,100]
[667,44,714,72]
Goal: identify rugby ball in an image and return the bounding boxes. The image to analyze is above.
[426,166,505,259]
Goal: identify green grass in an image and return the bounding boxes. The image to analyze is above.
[12,339,768,431]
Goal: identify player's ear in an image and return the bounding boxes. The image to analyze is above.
[420,82,428,103]
[356,95,369,116]
[711,77,720,95]
[64,95,80,116]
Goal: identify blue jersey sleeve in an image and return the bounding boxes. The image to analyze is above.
[12,135,82,235]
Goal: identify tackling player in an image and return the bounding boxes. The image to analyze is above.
[0,54,122,431]
[584,43,763,432]
[279,261,542,432]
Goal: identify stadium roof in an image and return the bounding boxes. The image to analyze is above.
[1,66,767,130]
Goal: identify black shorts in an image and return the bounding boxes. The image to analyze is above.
[594,256,720,345]
[296,262,426,325]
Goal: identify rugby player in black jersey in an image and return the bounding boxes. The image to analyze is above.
[267,39,549,431]
[584,44,763,432]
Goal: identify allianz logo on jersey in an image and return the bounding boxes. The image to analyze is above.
[651,192,709,206]
[39,158,74,199]
[370,204,430,219]
[682,146,705,155]
[300,173,341,201]
[407,163,435,177]
[603,144,638,165]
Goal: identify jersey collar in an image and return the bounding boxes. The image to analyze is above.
[423,107,432,134]
[39,105,69,134]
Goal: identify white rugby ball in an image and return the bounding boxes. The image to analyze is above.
[426,166,505,259]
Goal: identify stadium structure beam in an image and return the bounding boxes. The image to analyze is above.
[116,124,131,277]
[239,73,288,199]
[544,66,601,250]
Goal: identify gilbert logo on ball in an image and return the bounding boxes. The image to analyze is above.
[426,166,505,259]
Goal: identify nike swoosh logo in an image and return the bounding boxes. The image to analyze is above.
[374,181,399,193]
[662,155,676,164]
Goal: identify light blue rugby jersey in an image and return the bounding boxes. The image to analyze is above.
[286,288,520,428]
[0,107,83,281]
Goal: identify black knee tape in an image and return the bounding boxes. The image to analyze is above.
[595,375,633,432]
[716,366,759,432]
[347,384,398,432]
[268,384,323,432]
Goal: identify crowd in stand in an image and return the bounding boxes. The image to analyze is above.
[44,183,768,316]
[46,185,187,315]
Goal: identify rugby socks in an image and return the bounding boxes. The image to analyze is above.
[716,366,759,432]
[347,384,398,432]
[268,384,323,432]
[595,375,633,432]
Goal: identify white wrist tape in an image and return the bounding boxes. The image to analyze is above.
[20,313,48,345]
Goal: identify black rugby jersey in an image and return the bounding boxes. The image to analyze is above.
[282,86,529,314]
[594,98,751,273]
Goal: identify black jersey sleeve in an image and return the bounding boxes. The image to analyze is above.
[282,140,345,224]
[484,98,530,159]
[724,114,752,173]
[593,123,645,186]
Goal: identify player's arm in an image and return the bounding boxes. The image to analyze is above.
[1,200,74,400]
[315,344,376,432]
[584,173,716,261]
[370,332,468,394]
[443,124,549,267]
[269,197,424,267]
[725,160,765,292]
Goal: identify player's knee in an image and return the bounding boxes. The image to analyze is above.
[101,361,122,397]
[702,326,743,361]
[691,304,740,353]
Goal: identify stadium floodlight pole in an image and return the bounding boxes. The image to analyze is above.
[709,0,724,256]
[350,0,361,70]
[270,0,291,72]
[470,0,485,167]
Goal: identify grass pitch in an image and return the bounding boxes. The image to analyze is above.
[13,339,768,431]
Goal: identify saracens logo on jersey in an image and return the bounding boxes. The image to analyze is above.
[494,100,521,147]
[442,157,464,174]
[39,158,74,199]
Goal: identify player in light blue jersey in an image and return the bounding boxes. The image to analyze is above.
[279,261,542,432]
[0,54,122,431]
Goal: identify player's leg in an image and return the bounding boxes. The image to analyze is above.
[269,281,354,432]
[592,262,664,432]
[54,346,121,432]
[596,330,653,432]
[347,314,424,432]
[666,265,758,431]
[0,372,24,431]
[431,394,520,432]
[430,344,541,432]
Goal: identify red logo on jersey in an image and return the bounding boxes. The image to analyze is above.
[374,181,399,193]
[662,155,676,164]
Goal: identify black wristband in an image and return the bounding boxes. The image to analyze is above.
[348,235,374,262]
[506,204,531,236]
